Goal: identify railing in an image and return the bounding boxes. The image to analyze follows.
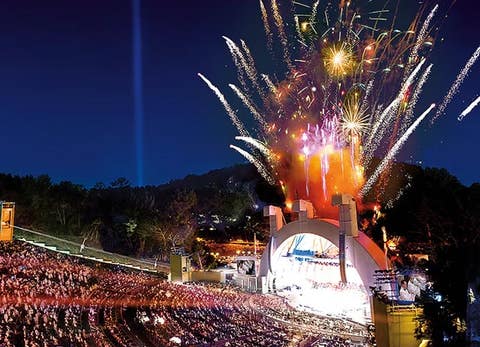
[387,302,421,313]
[13,226,169,275]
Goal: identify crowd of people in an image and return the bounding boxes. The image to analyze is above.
[248,294,368,342]
[129,282,302,346]
[0,241,113,346]
[0,240,369,346]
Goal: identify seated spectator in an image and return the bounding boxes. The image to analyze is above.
[398,280,416,302]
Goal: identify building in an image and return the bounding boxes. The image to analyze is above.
[0,201,15,241]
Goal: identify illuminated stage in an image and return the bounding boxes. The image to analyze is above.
[272,233,371,324]
[256,198,389,325]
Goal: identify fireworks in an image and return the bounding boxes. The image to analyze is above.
[200,0,477,216]
[259,0,273,49]
[229,145,275,184]
[229,84,267,129]
[400,64,433,135]
[341,92,369,138]
[433,45,480,123]
[458,96,480,121]
[271,0,291,68]
[197,73,249,138]
[323,44,355,78]
[361,104,436,197]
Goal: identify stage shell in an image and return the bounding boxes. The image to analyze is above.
[258,218,388,294]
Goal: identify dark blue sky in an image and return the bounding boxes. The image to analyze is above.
[0,0,478,187]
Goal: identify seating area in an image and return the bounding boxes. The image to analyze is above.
[0,241,368,346]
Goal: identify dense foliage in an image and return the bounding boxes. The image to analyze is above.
[364,167,480,346]
[0,165,281,260]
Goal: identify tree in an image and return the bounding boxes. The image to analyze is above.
[81,218,102,246]
[49,181,87,234]
[164,190,197,253]
[110,177,131,189]
[377,167,479,345]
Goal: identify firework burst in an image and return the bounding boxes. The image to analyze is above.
[324,43,355,78]
[200,0,477,216]
[341,93,369,139]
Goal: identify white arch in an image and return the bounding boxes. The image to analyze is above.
[259,218,388,292]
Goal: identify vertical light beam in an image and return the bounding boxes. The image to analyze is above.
[132,0,144,186]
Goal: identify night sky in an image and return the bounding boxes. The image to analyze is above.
[0,0,478,187]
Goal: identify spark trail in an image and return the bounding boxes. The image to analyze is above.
[198,73,249,137]
[361,104,436,197]
[458,96,480,121]
[229,84,267,129]
[433,45,480,123]
[271,0,292,68]
[235,136,272,157]
[230,145,274,184]
[260,0,273,49]
[404,5,438,79]
[401,64,433,134]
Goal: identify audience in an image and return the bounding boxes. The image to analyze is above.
[0,241,368,347]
